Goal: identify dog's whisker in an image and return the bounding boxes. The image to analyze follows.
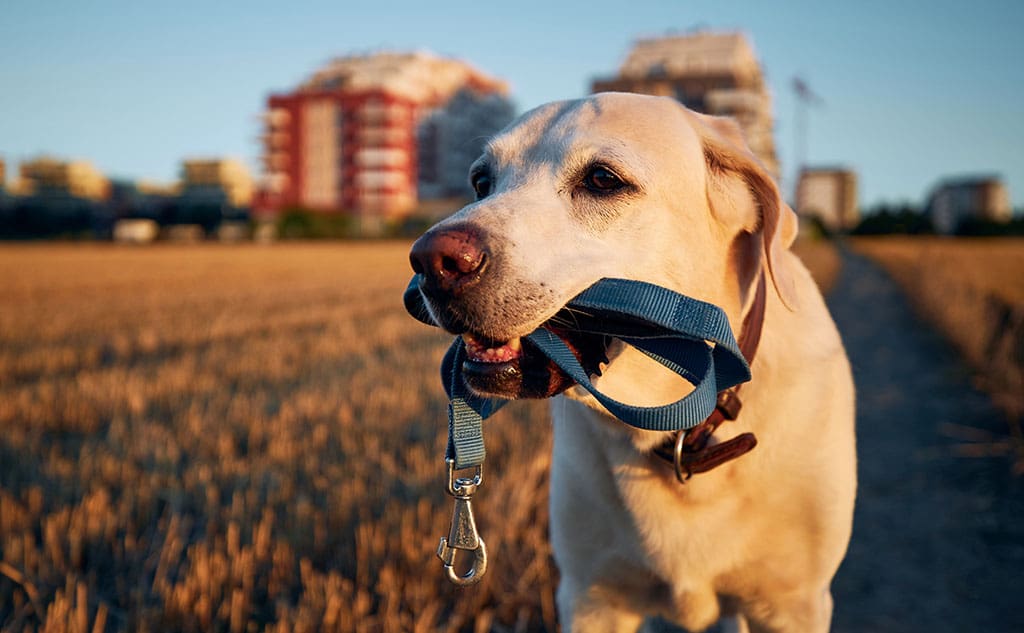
[550,306,596,331]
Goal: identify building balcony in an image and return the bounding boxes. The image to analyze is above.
[266,173,290,193]
[261,152,290,170]
[705,89,767,116]
[354,148,409,169]
[260,131,291,149]
[345,127,413,148]
[354,169,411,189]
[358,103,412,124]
[263,108,292,127]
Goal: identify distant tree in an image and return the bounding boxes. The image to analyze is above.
[171,202,223,235]
[851,203,933,235]
[277,208,358,239]
[956,215,1024,236]
[0,196,100,239]
[277,208,313,238]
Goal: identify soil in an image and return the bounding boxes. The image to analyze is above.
[828,246,1024,632]
[655,246,1024,633]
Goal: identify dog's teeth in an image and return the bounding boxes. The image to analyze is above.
[459,332,524,363]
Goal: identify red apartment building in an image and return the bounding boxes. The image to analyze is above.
[259,52,513,220]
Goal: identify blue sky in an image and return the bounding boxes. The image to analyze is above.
[1,0,1022,208]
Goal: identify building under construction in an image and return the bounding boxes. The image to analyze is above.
[592,31,779,178]
[259,51,514,220]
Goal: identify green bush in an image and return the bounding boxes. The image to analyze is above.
[276,208,358,239]
[956,216,1024,237]
[852,204,934,235]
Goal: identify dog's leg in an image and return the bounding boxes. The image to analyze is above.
[744,588,833,633]
[557,581,645,633]
[718,614,750,633]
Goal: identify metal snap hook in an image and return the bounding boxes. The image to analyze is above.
[437,459,488,585]
[437,531,488,586]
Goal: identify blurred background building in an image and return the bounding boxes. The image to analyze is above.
[0,156,112,238]
[591,31,779,178]
[796,167,859,233]
[258,51,514,223]
[107,179,178,241]
[0,154,255,241]
[15,156,110,200]
[164,158,255,239]
[926,176,1011,235]
[181,158,253,208]
[0,158,8,213]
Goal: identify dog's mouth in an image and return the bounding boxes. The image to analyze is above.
[460,321,610,400]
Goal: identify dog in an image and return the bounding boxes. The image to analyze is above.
[409,92,856,633]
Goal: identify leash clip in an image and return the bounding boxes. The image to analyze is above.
[437,459,488,586]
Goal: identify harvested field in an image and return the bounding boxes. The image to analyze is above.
[0,243,556,632]
[852,237,1024,424]
[0,241,843,631]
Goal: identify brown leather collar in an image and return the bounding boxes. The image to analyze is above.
[651,272,767,482]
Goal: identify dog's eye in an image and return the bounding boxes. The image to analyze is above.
[471,172,492,199]
[584,166,625,193]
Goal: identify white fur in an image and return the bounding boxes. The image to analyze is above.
[429,93,856,632]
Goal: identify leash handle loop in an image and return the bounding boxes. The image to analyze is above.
[406,275,751,469]
[523,328,719,432]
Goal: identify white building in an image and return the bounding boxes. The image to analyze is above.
[926,176,1011,234]
[796,167,859,233]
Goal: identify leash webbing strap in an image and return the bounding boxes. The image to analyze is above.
[406,276,751,469]
[442,339,493,468]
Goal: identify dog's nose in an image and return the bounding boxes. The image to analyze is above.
[409,228,489,295]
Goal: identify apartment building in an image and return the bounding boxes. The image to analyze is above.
[260,51,513,219]
[796,167,859,233]
[17,156,110,200]
[592,31,779,178]
[927,176,1012,234]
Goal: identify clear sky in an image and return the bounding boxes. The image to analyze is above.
[2,0,1022,208]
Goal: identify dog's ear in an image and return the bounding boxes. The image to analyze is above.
[696,114,799,310]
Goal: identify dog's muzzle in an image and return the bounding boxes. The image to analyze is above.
[408,226,608,399]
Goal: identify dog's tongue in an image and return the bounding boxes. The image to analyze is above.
[462,333,523,363]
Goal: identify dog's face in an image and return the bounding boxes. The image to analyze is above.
[410,93,797,401]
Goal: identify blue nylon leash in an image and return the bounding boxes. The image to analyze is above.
[404,275,751,470]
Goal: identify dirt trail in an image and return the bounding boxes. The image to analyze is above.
[829,246,1024,632]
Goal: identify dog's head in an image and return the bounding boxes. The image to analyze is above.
[409,92,798,402]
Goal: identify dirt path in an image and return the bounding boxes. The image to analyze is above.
[829,246,1024,632]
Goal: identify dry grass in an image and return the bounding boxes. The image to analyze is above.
[0,243,556,632]
[852,237,1024,426]
[0,241,844,631]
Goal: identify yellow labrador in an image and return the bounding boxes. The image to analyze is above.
[409,93,856,632]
